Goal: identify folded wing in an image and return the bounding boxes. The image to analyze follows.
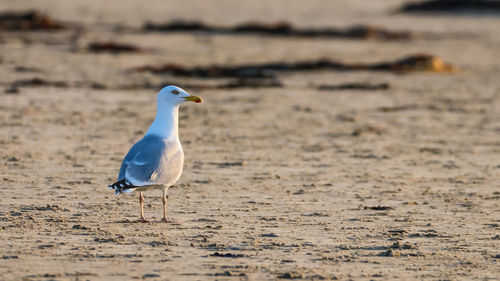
[118,135,184,187]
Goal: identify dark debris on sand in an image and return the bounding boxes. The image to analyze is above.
[0,10,64,31]
[400,0,500,13]
[277,272,304,279]
[10,78,68,88]
[210,252,245,258]
[87,41,144,54]
[144,20,413,40]
[5,77,68,93]
[317,82,389,91]
[133,54,458,79]
[364,205,394,211]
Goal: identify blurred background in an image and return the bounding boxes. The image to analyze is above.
[1,0,499,90]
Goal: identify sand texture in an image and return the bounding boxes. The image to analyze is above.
[0,1,499,280]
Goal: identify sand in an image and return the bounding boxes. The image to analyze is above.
[0,1,499,280]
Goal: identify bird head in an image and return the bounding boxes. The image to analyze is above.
[157,85,202,106]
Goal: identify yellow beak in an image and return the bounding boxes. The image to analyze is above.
[184,95,202,103]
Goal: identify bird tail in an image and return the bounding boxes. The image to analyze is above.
[108,179,136,194]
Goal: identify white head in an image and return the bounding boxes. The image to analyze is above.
[157,85,202,107]
[146,85,202,139]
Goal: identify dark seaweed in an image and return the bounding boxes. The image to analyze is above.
[317,83,389,91]
[133,54,457,79]
[144,20,412,40]
[0,10,64,31]
[400,0,500,13]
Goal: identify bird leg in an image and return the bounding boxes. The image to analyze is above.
[161,188,168,223]
[139,191,149,223]
[161,188,179,223]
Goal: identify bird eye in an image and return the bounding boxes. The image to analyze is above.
[171,90,180,95]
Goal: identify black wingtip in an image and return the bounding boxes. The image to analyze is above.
[108,179,136,194]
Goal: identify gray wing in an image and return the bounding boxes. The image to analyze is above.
[118,135,184,187]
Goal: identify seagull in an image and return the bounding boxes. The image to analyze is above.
[108,85,202,223]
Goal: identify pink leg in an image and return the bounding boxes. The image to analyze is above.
[161,188,179,223]
[139,192,149,223]
[161,189,168,223]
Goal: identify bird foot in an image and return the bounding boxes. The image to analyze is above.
[162,217,180,224]
[140,217,150,223]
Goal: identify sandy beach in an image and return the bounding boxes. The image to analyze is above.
[0,1,499,280]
